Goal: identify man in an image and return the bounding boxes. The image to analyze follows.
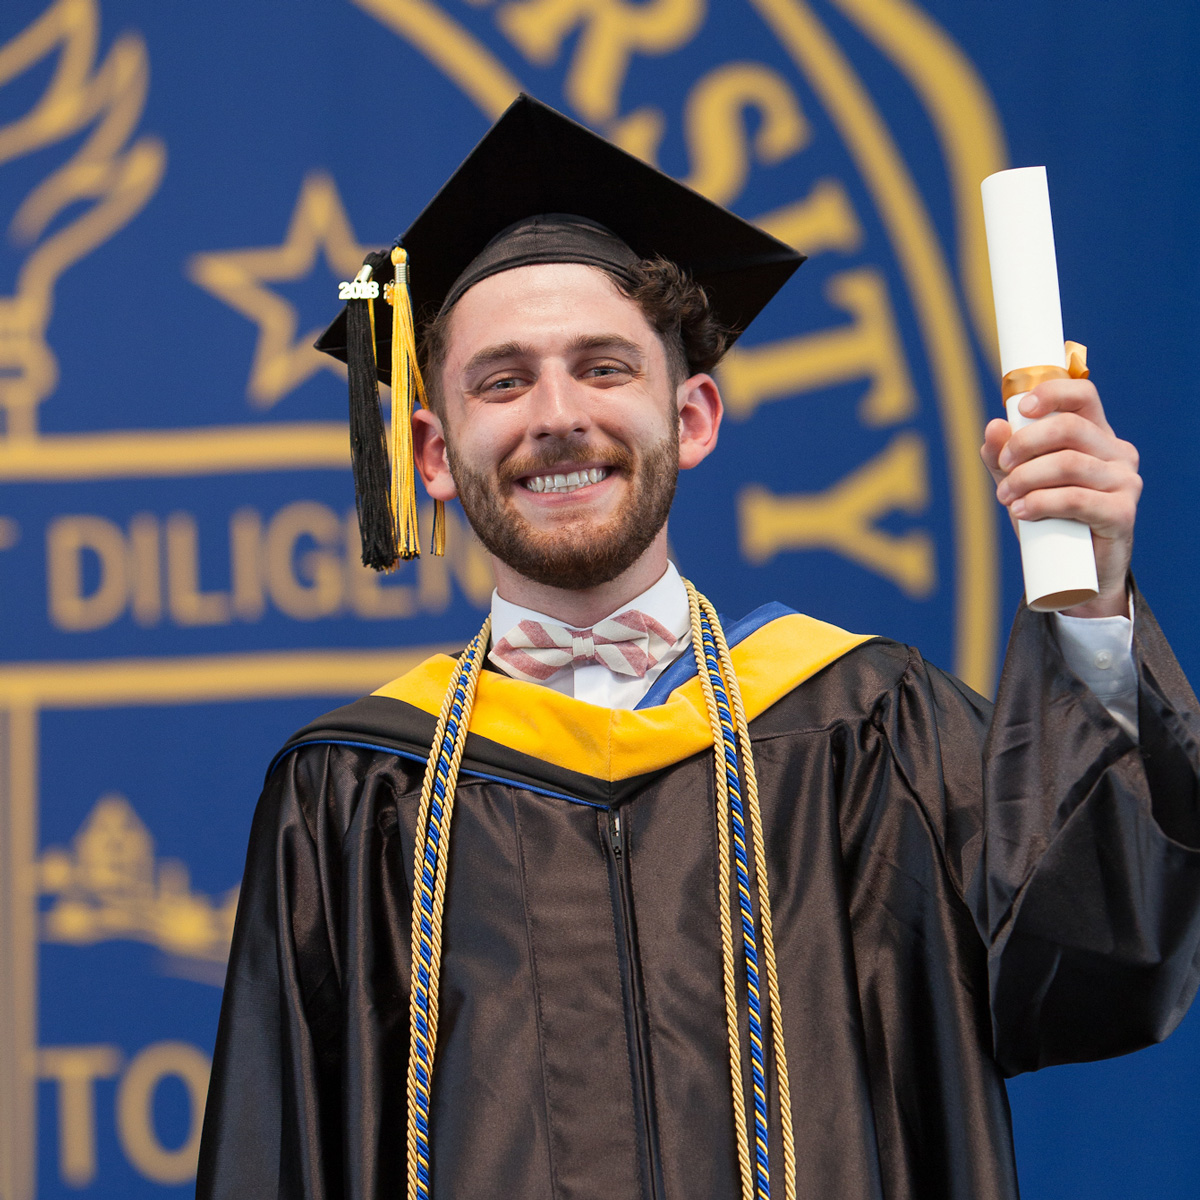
[197,96,1200,1200]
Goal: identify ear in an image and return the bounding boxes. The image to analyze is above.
[676,373,723,470]
[412,406,458,501]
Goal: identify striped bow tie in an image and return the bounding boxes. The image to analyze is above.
[489,610,679,683]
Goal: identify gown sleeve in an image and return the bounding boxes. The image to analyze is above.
[970,583,1200,1076]
[196,747,348,1200]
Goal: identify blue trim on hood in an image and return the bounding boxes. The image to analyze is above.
[636,601,797,710]
[269,737,609,809]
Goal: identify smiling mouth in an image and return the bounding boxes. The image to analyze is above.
[522,466,610,494]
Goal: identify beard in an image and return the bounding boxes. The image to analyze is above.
[447,423,679,591]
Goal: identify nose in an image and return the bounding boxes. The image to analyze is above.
[529,363,592,440]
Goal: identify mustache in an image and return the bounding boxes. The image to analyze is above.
[496,441,635,484]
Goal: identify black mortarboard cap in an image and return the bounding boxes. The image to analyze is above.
[316,93,805,376]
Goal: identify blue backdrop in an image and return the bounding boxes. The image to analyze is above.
[0,0,1196,1196]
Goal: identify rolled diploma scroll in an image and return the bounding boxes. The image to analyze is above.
[981,166,1099,612]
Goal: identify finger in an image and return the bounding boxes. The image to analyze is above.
[980,417,1011,482]
[998,412,1138,471]
[1008,484,1139,538]
[1016,378,1109,430]
[996,448,1140,505]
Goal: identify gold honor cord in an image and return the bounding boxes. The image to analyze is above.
[405,618,491,1200]
[703,592,797,1200]
[1000,340,1089,402]
[687,584,754,1200]
[686,581,797,1200]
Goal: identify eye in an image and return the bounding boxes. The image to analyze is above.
[582,360,631,381]
[479,373,528,395]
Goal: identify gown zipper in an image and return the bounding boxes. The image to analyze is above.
[604,807,664,1200]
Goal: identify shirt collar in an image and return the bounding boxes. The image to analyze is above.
[490,561,690,647]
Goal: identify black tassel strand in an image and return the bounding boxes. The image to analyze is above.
[346,249,397,570]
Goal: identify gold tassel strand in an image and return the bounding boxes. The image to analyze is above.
[388,246,445,559]
[430,494,446,557]
[390,247,420,558]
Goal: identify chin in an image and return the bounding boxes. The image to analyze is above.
[482,506,664,591]
[451,430,679,588]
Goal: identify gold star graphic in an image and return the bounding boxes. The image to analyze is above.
[188,171,373,408]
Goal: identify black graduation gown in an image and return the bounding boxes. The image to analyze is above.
[196,590,1200,1200]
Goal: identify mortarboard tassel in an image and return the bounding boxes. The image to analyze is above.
[346,250,398,570]
[388,245,445,559]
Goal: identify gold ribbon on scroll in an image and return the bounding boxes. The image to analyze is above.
[1000,340,1090,402]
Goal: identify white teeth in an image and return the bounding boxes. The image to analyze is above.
[523,467,610,494]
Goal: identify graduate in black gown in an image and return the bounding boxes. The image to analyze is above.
[196,96,1200,1200]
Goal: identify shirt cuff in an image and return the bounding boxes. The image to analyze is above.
[1052,597,1138,740]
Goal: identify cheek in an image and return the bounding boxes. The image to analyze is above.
[450,409,526,468]
[628,405,679,451]
[598,394,669,438]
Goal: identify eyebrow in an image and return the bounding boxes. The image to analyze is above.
[461,333,646,381]
[462,340,530,379]
[566,333,644,362]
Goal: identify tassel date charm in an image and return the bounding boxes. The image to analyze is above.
[338,278,380,300]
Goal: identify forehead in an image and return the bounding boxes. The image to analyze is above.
[442,262,661,369]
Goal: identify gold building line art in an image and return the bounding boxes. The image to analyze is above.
[38,792,238,965]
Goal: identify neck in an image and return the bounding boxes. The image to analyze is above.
[491,530,670,627]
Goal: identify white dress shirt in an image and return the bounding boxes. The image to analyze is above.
[489,565,1138,736]
[1055,604,1138,738]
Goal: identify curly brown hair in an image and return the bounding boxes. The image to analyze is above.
[418,256,732,416]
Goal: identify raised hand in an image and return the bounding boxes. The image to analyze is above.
[980,378,1142,618]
